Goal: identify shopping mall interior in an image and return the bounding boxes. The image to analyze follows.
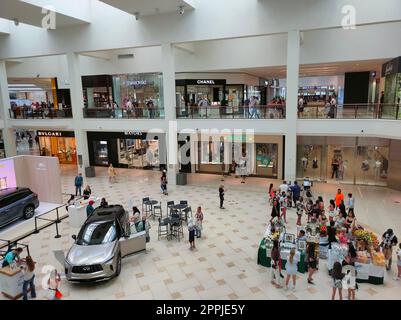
[0,0,401,304]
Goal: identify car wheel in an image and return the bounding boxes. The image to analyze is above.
[115,253,122,277]
[23,205,35,219]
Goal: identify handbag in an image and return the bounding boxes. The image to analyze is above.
[55,289,63,299]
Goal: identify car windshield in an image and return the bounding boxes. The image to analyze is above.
[77,221,117,245]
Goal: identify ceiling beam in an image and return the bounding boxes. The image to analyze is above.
[0,18,11,36]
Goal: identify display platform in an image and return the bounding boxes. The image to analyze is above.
[0,202,62,241]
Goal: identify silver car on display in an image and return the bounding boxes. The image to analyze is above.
[65,205,143,282]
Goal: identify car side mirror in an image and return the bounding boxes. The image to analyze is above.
[72,235,77,241]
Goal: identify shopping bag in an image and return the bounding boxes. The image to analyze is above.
[55,289,63,299]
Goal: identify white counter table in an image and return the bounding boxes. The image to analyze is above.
[68,197,101,229]
[0,266,25,300]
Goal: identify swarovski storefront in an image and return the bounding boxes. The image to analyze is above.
[297,136,390,186]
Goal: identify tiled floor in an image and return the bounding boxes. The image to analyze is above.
[1,165,401,300]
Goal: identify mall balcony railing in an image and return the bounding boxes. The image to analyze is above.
[83,107,164,119]
[175,105,286,119]
[298,103,401,120]
[9,107,73,119]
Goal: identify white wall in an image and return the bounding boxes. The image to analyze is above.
[279,75,345,88]
[176,72,260,86]
[1,0,401,59]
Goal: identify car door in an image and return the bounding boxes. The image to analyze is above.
[0,195,20,226]
[118,218,146,258]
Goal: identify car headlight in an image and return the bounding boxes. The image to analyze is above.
[104,256,115,264]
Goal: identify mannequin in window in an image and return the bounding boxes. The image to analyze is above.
[301,157,308,170]
[312,157,318,169]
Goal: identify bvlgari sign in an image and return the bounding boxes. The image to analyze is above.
[37,130,75,138]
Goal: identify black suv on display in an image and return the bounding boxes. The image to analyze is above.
[0,188,40,229]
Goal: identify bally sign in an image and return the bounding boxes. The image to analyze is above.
[381,57,401,77]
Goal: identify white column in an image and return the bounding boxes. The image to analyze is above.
[0,61,16,157]
[285,30,300,181]
[161,43,177,185]
[66,52,89,174]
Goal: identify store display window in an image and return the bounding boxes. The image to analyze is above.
[255,143,278,177]
[115,73,163,117]
[201,137,224,164]
[38,131,77,165]
[93,141,109,166]
[118,139,159,169]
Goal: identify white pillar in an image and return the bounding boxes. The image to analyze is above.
[161,43,177,185]
[285,30,300,181]
[0,61,16,157]
[66,52,89,174]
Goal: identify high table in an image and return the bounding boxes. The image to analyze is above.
[257,239,306,273]
[0,266,26,300]
[143,200,158,218]
[168,203,188,221]
[163,216,181,240]
[68,196,101,229]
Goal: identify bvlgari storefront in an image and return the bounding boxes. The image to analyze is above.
[87,131,166,170]
[37,130,77,165]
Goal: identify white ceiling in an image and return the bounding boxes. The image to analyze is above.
[99,0,196,17]
[0,0,90,28]
[219,59,388,79]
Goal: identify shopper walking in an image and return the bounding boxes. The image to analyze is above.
[395,243,401,280]
[346,193,355,212]
[108,164,116,183]
[270,197,280,223]
[74,173,83,196]
[290,181,301,204]
[335,188,344,209]
[195,206,204,238]
[381,228,398,271]
[270,239,282,288]
[343,267,356,300]
[279,192,288,224]
[296,197,305,226]
[219,185,225,209]
[188,218,196,250]
[161,170,168,195]
[21,256,36,300]
[86,200,95,217]
[47,269,62,300]
[285,248,298,291]
[306,242,317,285]
[331,262,344,300]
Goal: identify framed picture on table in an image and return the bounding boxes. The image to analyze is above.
[284,233,295,243]
[297,240,306,252]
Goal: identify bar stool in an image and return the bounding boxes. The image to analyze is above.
[153,202,163,220]
[142,197,151,216]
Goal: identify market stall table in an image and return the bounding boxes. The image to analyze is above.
[0,266,26,300]
[257,239,306,273]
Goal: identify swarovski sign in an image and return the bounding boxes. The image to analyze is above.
[124,80,147,87]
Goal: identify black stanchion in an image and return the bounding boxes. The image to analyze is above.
[54,221,61,239]
[33,217,39,234]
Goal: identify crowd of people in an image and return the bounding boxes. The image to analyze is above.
[266,180,400,299]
